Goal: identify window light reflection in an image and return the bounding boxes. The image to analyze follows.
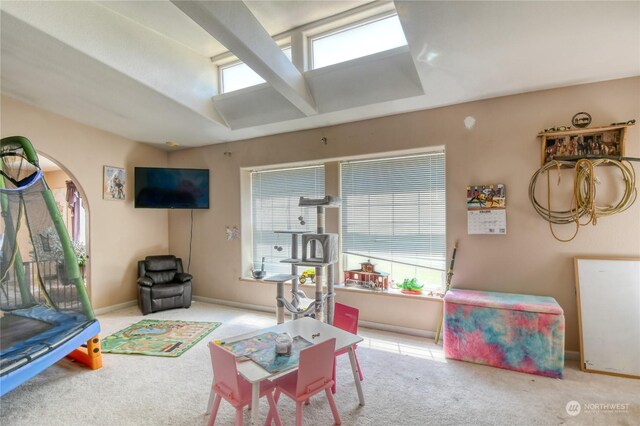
[358,329,448,363]
[221,47,292,93]
[312,15,407,69]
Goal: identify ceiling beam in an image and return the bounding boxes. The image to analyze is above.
[171,0,317,116]
[393,1,429,93]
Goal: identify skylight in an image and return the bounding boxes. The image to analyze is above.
[220,47,292,94]
[311,15,407,70]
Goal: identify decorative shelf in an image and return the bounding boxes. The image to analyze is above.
[538,122,634,165]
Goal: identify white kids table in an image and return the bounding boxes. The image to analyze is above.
[216,317,365,425]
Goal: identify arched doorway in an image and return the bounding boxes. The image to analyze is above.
[37,154,91,297]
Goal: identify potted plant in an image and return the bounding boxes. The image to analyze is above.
[72,240,88,277]
[395,278,424,295]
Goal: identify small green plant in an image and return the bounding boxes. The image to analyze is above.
[396,278,424,292]
[72,240,88,266]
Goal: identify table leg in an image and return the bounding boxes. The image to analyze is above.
[348,346,365,406]
[206,380,215,414]
[251,382,260,424]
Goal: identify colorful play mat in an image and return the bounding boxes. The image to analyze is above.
[101,319,221,357]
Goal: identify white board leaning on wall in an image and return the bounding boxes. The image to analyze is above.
[574,257,640,379]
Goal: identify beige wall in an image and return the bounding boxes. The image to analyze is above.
[168,77,640,351]
[3,77,636,351]
[43,169,69,189]
[43,169,72,231]
[1,96,170,309]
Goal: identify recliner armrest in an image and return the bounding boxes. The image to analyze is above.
[174,272,192,283]
[137,277,154,287]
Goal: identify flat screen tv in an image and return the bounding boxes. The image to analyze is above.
[134,167,209,209]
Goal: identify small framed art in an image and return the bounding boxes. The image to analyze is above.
[103,166,126,201]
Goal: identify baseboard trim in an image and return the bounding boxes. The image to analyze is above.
[193,296,434,338]
[94,300,137,315]
[193,296,277,315]
[359,320,435,338]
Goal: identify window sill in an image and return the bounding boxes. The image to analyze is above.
[239,277,444,302]
[334,284,443,301]
[239,277,319,288]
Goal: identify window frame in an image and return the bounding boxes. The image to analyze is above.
[248,164,326,276]
[307,12,405,70]
[217,43,292,94]
[339,151,447,290]
[219,61,267,94]
[240,147,446,294]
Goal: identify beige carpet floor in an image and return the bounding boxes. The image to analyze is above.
[1,301,638,425]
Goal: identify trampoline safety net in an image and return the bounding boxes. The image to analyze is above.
[0,136,95,377]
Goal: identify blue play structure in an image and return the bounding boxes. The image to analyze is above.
[0,136,101,397]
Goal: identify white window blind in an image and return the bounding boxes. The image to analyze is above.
[341,152,446,273]
[252,165,325,275]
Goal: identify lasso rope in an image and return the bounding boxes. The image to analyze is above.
[530,159,637,242]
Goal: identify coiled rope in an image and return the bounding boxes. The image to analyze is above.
[529,158,637,242]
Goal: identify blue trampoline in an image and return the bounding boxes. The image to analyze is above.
[0,136,101,397]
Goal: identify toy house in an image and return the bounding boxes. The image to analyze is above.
[344,260,390,291]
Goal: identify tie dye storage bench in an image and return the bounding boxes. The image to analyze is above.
[443,289,564,378]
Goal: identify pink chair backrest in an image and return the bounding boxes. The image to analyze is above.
[296,338,336,398]
[209,342,241,400]
[334,303,359,335]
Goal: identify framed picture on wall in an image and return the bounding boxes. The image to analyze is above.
[103,166,126,201]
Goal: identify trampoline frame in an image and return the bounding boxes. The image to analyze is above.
[1,319,100,396]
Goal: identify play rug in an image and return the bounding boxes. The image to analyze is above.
[101,319,221,357]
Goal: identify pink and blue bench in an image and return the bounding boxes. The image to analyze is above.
[443,289,564,378]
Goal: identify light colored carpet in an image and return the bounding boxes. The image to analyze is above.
[1,301,638,425]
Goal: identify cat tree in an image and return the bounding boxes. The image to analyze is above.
[266,195,340,324]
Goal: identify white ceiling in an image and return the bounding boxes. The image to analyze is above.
[1,1,639,149]
[96,1,371,58]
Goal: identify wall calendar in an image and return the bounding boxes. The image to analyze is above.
[467,184,507,235]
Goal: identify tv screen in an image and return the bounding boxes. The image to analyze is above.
[134,167,209,209]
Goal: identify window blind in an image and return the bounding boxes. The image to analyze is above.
[341,152,446,271]
[252,165,325,275]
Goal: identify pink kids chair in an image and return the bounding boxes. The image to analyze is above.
[332,302,363,394]
[265,338,341,426]
[206,342,282,426]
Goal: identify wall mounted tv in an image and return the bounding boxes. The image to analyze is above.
[134,167,209,209]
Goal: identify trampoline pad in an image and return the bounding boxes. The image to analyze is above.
[0,305,91,374]
[1,314,53,350]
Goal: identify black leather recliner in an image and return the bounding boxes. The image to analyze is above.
[137,255,192,315]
